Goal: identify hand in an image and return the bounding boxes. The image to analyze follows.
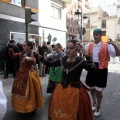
[76,41,82,50]
[6,42,10,47]
[107,38,116,44]
[76,41,88,55]
[24,56,32,62]
[107,39,117,46]
[107,38,113,44]
[39,54,42,58]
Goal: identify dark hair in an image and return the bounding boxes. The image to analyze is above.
[17,43,23,52]
[67,40,77,46]
[17,43,19,46]
[38,46,41,49]
[55,43,62,49]
[24,41,33,49]
[51,44,55,48]
[9,40,15,44]
[32,42,35,46]
[47,41,50,45]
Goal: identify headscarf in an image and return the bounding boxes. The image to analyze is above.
[93,28,102,35]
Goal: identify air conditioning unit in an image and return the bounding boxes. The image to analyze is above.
[117,34,120,39]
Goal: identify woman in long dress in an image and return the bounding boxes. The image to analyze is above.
[9,41,43,113]
[46,43,65,93]
[39,40,95,120]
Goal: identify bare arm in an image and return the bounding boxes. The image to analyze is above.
[108,40,120,56]
[9,48,20,58]
[38,55,61,67]
[46,52,53,59]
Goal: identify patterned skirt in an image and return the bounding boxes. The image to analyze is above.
[11,69,43,113]
[48,83,94,120]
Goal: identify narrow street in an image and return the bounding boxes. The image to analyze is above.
[1,63,120,120]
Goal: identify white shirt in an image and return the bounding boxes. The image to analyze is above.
[85,41,116,62]
[0,81,7,120]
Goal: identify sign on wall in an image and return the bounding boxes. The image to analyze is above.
[13,33,25,44]
[10,32,41,47]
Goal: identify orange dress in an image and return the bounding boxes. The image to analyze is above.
[40,55,95,120]
[11,53,43,113]
[48,83,93,120]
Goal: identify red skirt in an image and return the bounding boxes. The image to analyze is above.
[48,83,93,120]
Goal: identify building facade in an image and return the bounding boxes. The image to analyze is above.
[38,0,67,48]
[0,0,39,70]
[98,15,117,40]
[66,3,78,41]
[66,0,92,41]
[83,7,117,44]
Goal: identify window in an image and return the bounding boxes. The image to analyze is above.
[51,4,61,19]
[102,20,106,28]
[11,0,22,6]
[102,31,106,36]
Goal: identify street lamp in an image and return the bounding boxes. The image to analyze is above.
[75,9,88,43]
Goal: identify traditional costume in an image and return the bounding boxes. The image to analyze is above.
[85,28,116,88]
[39,55,95,120]
[10,51,43,113]
[85,28,116,116]
[86,41,110,88]
[47,51,65,93]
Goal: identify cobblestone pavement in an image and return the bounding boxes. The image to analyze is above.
[1,63,120,120]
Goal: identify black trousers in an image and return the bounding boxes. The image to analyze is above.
[86,68,108,88]
[6,59,19,78]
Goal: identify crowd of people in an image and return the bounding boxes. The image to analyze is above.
[0,28,120,120]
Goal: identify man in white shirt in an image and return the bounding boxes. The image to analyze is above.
[0,78,7,120]
[85,28,120,117]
